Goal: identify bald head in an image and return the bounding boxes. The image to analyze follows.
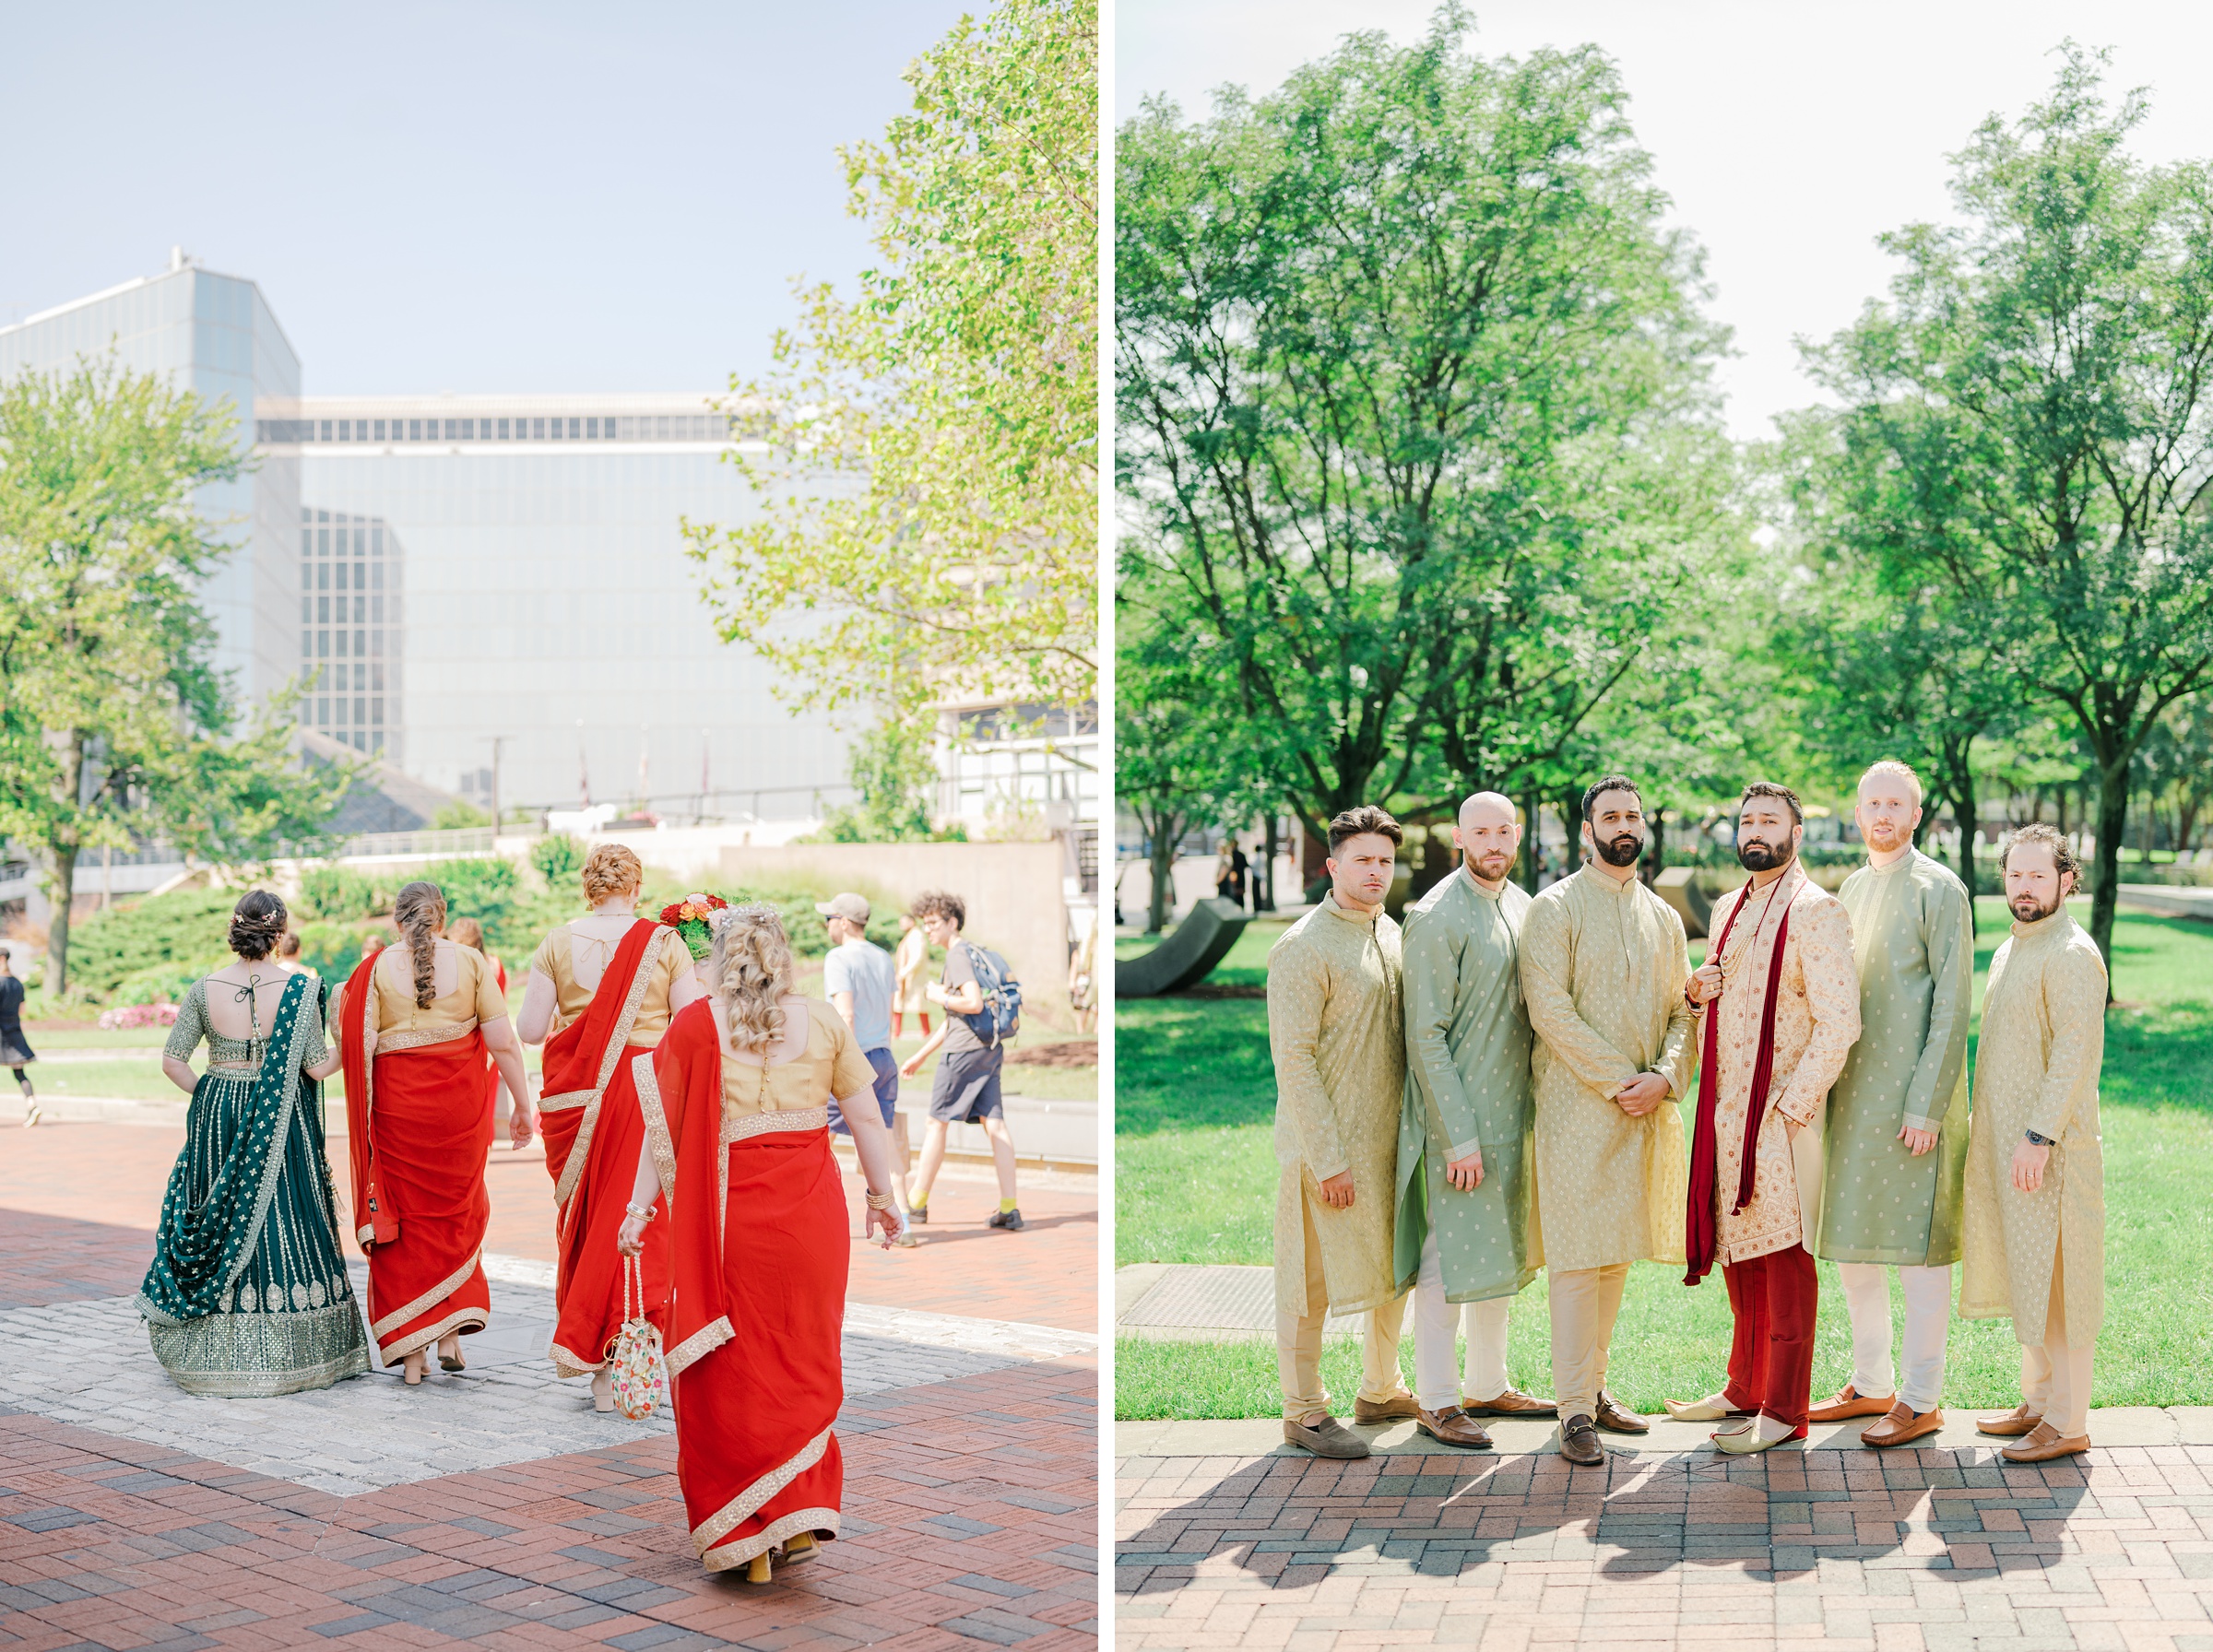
[1453,791,1521,888]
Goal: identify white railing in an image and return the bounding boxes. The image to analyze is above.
[337,827,495,859]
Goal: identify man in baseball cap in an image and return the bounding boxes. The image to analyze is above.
[817,892,917,1242]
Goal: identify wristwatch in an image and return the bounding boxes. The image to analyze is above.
[2023,1128,2054,1147]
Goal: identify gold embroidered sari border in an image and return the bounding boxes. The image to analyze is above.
[633,1052,679,1199]
[689,1428,834,1558]
[371,1249,484,1339]
[722,1105,829,1145]
[663,1315,733,1377]
[378,1020,478,1055]
[698,1508,840,1573]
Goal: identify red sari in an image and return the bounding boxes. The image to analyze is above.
[636,1000,848,1574]
[537,921,671,1377]
[339,953,494,1363]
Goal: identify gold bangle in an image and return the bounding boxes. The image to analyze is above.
[624,1201,657,1222]
[864,1190,895,1211]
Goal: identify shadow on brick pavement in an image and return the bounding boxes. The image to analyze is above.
[1117,1444,2213,1649]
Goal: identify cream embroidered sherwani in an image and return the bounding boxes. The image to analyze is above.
[1519,866,1694,1421]
[1818,851,1973,1265]
[1700,868,1861,1266]
[1394,869,1540,1303]
[1961,910,2107,1345]
[1519,867,1694,1271]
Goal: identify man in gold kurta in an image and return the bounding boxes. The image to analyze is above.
[1675,783,1860,1455]
[1962,825,2107,1463]
[1811,761,1973,1447]
[1268,806,1419,1457]
[1519,775,1695,1466]
[1393,793,1556,1451]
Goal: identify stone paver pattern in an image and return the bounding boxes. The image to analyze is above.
[1118,1438,2213,1651]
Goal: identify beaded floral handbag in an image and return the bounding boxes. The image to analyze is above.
[609,1254,667,1421]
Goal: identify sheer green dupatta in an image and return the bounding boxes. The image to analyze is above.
[136,972,316,1327]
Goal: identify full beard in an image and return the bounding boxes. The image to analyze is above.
[2010,891,2061,922]
[1466,851,1515,882]
[1738,839,1795,872]
[1592,832,1643,868]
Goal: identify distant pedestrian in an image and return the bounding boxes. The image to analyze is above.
[1069,919,1096,1036]
[1231,843,1251,908]
[893,914,931,1038]
[818,892,917,1245]
[1215,844,1237,903]
[1,948,37,1127]
[277,931,315,977]
[899,891,1023,1231]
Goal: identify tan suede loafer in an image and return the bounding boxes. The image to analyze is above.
[1353,1391,1420,1425]
[1593,1392,1650,1434]
[1808,1385,1895,1422]
[1415,1404,1494,1449]
[1461,1386,1558,1418]
[1283,1415,1371,1458]
[1976,1404,2044,1437]
[2000,1421,2089,1463]
[1861,1401,1945,1448]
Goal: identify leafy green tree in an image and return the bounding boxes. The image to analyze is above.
[688,0,1095,724]
[432,800,492,831]
[0,357,346,991]
[813,716,944,843]
[530,832,586,886]
[1805,49,2213,972]
[1117,7,1731,840]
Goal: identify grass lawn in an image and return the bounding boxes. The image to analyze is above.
[1116,899,2213,1418]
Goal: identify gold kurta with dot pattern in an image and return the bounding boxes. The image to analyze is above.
[1960,909,2107,1346]
[1518,867,1695,1272]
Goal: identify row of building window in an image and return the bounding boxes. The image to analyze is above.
[305,596,393,625]
[319,728,385,755]
[316,696,385,727]
[303,560,395,592]
[258,414,729,444]
[306,663,389,692]
[302,525,386,556]
[302,628,389,660]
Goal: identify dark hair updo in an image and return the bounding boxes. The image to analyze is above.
[230,891,290,962]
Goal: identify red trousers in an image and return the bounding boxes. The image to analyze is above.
[1721,1243,1817,1428]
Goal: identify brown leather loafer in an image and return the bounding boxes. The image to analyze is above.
[1283,1414,1371,1458]
[2000,1421,2089,1463]
[1592,1393,1650,1434]
[1558,1413,1604,1466]
[1808,1385,1895,1422]
[1353,1391,1420,1425]
[1415,1404,1494,1449]
[1462,1386,1557,1418]
[1976,1404,2043,1437]
[1861,1401,1945,1448]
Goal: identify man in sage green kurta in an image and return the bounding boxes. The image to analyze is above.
[1393,793,1555,1448]
[1519,776,1695,1465]
[1811,761,1973,1446]
[1267,808,1419,1457]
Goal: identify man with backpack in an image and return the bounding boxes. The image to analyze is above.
[899,890,1024,1231]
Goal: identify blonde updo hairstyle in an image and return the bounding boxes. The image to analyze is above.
[581,844,644,907]
[709,904,796,1056]
[392,880,448,1009]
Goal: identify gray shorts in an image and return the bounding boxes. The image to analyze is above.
[928,1044,1004,1124]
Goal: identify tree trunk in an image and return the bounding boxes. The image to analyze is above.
[1644,807,1666,886]
[1520,788,1542,893]
[1146,813,1184,935]
[45,843,78,995]
[1258,815,1277,912]
[2089,759,2127,987]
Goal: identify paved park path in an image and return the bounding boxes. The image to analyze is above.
[1117,1420,2213,1651]
[0,1121,1098,1650]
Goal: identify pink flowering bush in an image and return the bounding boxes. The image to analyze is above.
[98,1002,179,1031]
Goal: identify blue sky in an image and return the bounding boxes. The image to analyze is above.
[4,1,976,393]
[1120,0,2213,442]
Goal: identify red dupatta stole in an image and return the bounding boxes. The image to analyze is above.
[633,999,848,1573]
[537,920,671,1375]
[339,952,396,1248]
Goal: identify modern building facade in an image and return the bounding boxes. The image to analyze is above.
[0,253,301,707]
[264,395,849,817]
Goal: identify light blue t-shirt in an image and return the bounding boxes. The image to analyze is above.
[822,938,896,1054]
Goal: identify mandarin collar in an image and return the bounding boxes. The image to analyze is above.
[1321,890,1379,926]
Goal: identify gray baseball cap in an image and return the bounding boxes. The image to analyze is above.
[814,891,870,925]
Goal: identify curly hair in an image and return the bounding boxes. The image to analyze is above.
[229,891,289,962]
[581,844,643,906]
[392,880,447,1009]
[2000,822,2080,887]
[710,904,796,1056]
[910,889,966,931]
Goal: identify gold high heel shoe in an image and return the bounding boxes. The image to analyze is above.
[746,1552,772,1584]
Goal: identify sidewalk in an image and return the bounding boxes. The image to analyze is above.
[0,1120,1098,1648]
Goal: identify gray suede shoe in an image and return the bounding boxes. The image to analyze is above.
[1283,1414,1371,1459]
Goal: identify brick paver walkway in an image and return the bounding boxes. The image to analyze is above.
[1117,1438,2213,1650]
[0,1122,1099,1648]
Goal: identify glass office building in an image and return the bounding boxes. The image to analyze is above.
[263,396,848,817]
[0,254,301,706]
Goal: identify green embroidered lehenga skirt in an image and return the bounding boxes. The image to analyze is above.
[136,971,371,1396]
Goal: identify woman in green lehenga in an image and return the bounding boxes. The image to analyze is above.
[137,891,371,1396]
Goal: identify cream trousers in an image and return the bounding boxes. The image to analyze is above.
[1413,1224,1512,1410]
[1547,1263,1629,1422]
[1276,1186,1408,1422]
[2021,1248,2095,1438]
[1836,1261,1952,1413]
